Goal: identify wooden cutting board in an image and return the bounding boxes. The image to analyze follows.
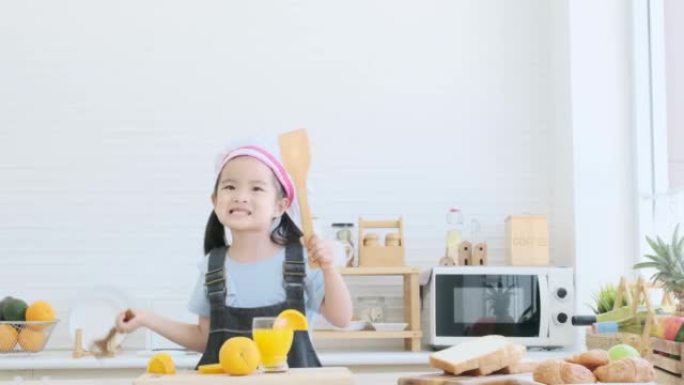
[398,372,540,385]
[133,367,353,385]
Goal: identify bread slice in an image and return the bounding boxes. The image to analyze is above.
[429,335,526,375]
[496,358,540,374]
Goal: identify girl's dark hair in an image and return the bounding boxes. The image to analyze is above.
[203,212,302,255]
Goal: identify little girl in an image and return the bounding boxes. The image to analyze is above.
[116,138,353,368]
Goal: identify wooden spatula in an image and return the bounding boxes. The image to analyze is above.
[92,309,134,356]
[278,128,316,268]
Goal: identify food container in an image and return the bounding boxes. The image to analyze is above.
[356,296,386,323]
[385,233,401,247]
[0,320,59,353]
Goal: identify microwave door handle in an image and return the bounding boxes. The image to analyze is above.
[539,274,551,337]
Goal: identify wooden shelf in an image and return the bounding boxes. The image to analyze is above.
[337,266,420,276]
[330,265,422,351]
[313,330,422,339]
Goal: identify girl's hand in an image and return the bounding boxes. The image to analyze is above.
[301,234,336,271]
[115,308,144,333]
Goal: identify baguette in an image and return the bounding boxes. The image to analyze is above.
[532,359,596,385]
[565,349,610,370]
[430,335,526,375]
[593,357,655,383]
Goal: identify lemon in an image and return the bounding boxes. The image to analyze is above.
[147,352,176,374]
[25,301,56,330]
[274,309,308,331]
[198,363,224,374]
[0,324,18,352]
[17,328,47,352]
[219,337,260,376]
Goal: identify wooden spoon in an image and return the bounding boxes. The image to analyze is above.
[91,309,134,356]
[278,128,317,268]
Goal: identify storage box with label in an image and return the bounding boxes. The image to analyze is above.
[505,215,549,266]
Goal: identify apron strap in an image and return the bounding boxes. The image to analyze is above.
[206,246,228,311]
[283,242,306,312]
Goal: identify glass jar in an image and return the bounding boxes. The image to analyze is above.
[331,222,355,267]
[356,296,386,323]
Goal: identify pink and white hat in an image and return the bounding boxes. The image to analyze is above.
[214,144,296,208]
[213,136,302,235]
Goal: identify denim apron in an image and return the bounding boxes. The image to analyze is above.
[196,242,322,368]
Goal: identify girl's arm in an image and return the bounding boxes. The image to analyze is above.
[116,309,210,353]
[303,235,353,327]
[319,267,353,327]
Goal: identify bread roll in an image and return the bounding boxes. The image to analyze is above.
[533,359,596,385]
[593,357,655,383]
[565,349,610,370]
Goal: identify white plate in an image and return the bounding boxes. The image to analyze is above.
[371,322,408,332]
[69,286,131,350]
[332,320,368,332]
[316,320,368,332]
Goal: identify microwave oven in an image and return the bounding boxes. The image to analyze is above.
[422,266,574,348]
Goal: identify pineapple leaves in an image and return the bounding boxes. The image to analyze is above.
[635,225,684,295]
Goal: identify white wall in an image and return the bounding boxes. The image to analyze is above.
[665,0,684,189]
[567,0,637,322]
[2,0,641,352]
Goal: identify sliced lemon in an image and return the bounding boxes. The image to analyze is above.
[147,352,176,374]
[198,363,224,374]
[274,309,308,331]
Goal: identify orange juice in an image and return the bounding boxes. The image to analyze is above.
[252,328,293,369]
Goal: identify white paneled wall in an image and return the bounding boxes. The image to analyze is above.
[0,0,565,350]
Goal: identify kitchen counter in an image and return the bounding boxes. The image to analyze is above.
[0,350,432,370]
[0,349,574,371]
[1,371,438,385]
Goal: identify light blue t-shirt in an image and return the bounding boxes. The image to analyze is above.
[187,248,325,325]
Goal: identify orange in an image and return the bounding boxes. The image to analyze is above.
[0,324,18,352]
[147,352,176,374]
[219,336,260,376]
[17,328,47,352]
[198,363,224,374]
[25,301,56,330]
[274,309,308,331]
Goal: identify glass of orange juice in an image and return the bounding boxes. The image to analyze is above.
[252,317,294,372]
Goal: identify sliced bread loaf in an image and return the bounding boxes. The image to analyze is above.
[429,335,526,375]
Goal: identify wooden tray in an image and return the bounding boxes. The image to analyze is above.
[133,367,353,385]
[398,373,538,385]
[398,371,658,385]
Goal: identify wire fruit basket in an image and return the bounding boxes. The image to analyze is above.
[0,320,59,353]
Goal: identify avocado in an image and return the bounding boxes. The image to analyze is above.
[0,296,13,320]
[1,298,27,322]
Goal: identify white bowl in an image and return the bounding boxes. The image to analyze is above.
[371,322,408,332]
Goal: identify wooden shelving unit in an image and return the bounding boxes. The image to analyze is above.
[312,266,422,351]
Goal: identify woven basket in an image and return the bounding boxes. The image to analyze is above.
[585,329,644,352]
[584,277,654,356]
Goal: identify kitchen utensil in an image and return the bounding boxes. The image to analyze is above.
[133,367,353,385]
[91,309,134,355]
[278,128,316,268]
[69,286,131,353]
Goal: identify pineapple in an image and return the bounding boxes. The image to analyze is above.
[634,224,684,314]
[486,282,514,322]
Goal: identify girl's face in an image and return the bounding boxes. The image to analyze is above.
[212,156,289,233]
